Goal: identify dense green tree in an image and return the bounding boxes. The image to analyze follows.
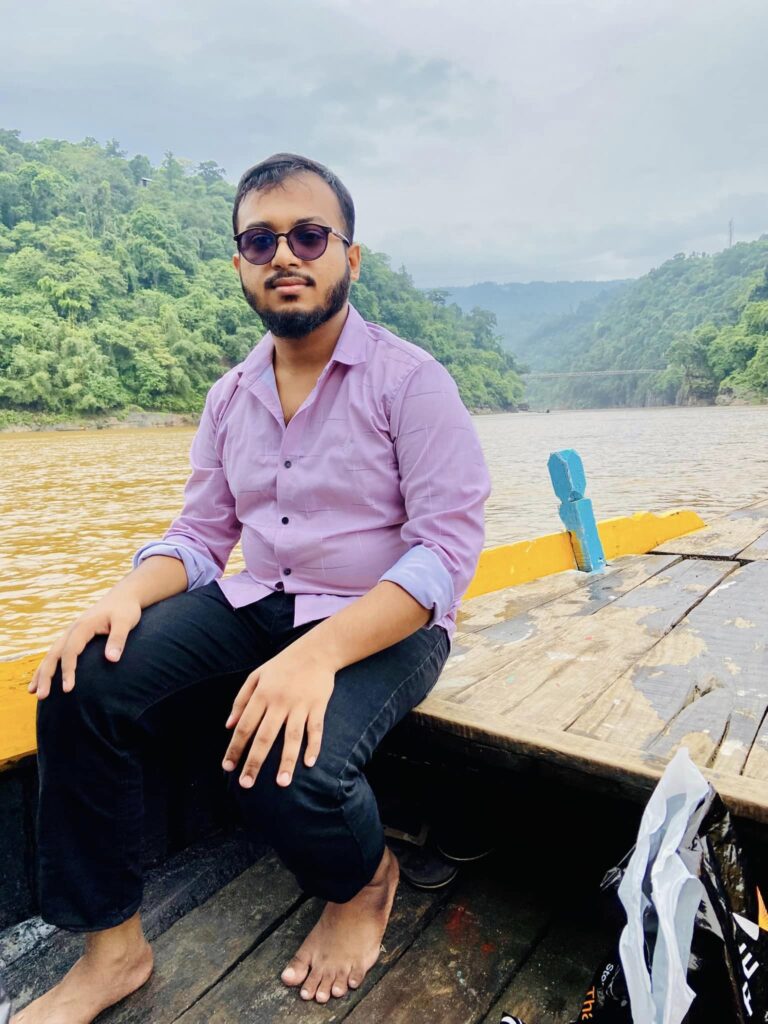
[525,241,768,407]
[161,151,183,192]
[0,132,522,424]
[196,161,226,185]
[128,154,153,185]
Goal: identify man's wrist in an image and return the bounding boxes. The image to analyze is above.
[282,581,430,673]
[113,555,188,609]
[286,627,344,673]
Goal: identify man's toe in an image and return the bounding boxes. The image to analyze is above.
[281,954,310,987]
[300,964,324,1000]
[348,960,366,988]
[331,970,350,998]
[315,969,335,1003]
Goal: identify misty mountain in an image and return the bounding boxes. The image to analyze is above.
[441,280,629,367]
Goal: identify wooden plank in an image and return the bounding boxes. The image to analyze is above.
[0,771,34,930]
[740,529,768,562]
[743,712,768,782]
[412,701,768,823]
[341,868,554,1024]
[465,508,704,603]
[6,834,261,1010]
[476,554,679,645]
[597,509,705,559]
[96,856,303,1024]
[459,566,601,634]
[654,502,768,559]
[481,911,614,1024]
[432,556,681,703]
[0,654,38,768]
[427,559,734,734]
[458,554,678,635]
[173,875,452,1023]
[465,531,577,600]
[571,561,768,778]
[740,494,768,511]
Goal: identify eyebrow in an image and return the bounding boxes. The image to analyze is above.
[241,216,330,231]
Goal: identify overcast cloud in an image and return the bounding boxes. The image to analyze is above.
[1,0,766,285]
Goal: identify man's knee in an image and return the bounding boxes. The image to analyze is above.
[229,746,342,828]
[37,634,135,742]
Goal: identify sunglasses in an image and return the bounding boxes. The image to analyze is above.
[234,223,351,266]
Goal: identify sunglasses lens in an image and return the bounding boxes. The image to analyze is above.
[240,230,276,265]
[289,226,328,261]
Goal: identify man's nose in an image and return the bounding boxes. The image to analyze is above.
[271,234,300,268]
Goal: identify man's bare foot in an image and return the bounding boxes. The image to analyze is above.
[280,845,400,1003]
[10,937,153,1024]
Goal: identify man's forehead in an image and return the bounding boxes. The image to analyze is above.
[238,173,342,228]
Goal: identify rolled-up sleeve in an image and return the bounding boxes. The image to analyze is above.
[132,384,242,590]
[378,358,491,626]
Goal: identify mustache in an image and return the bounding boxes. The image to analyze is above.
[266,272,315,288]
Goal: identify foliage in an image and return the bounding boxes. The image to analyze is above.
[524,244,768,408]
[0,132,522,420]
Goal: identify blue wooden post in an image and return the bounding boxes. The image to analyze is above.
[548,449,606,573]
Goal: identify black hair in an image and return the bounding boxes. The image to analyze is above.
[232,153,355,240]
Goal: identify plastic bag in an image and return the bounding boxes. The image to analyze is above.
[499,748,768,1023]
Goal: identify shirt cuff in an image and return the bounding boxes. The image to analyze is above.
[132,541,220,591]
[379,545,455,627]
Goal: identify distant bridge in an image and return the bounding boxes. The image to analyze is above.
[520,369,665,380]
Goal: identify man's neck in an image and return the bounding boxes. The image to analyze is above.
[272,303,350,376]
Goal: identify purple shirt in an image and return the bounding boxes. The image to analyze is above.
[133,303,491,641]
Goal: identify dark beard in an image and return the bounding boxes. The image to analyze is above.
[240,266,351,339]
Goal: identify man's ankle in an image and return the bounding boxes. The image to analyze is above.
[83,912,149,962]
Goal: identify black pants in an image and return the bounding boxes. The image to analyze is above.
[35,584,450,931]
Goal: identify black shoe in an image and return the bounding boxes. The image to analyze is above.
[387,836,459,890]
[432,821,495,864]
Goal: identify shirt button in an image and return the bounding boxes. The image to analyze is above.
[281,516,289,525]
[275,581,285,591]
[283,568,292,576]
[284,460,292,468]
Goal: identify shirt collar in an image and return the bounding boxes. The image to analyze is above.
[239,302,369,385]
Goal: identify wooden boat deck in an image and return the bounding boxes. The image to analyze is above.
[6,496,768,1020]
[415,495,768,822]
[7,775,638,1024]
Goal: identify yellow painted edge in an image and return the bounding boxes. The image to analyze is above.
[466,508,705,600]
[597,508,706,561]
[0,653,40,768]
[0,507,706,769]
[463,531,577,600]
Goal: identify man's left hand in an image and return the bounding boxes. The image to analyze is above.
[221,646,335,788]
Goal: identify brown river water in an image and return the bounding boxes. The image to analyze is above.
[2,405,767,659]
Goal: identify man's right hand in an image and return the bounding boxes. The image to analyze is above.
[29,593,142,700]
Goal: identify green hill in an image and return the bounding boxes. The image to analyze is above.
[442,280,629,366]
[524,242,768,408]
[0,131,523,426]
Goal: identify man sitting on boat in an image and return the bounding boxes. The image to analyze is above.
[18,153,491,1022]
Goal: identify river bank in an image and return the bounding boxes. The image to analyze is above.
[0,405,516,433]
[0,410,202,433]
[2,396,764,434]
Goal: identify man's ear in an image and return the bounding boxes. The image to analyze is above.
[232,253,240,271]
[348,242,362,282]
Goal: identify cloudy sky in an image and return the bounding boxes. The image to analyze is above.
[2,0,767,286]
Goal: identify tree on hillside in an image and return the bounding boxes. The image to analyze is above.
[196,161,226,185]
[0,134,523,422]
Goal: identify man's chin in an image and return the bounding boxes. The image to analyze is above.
[257,306,337,340]
[240,269,350,339]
